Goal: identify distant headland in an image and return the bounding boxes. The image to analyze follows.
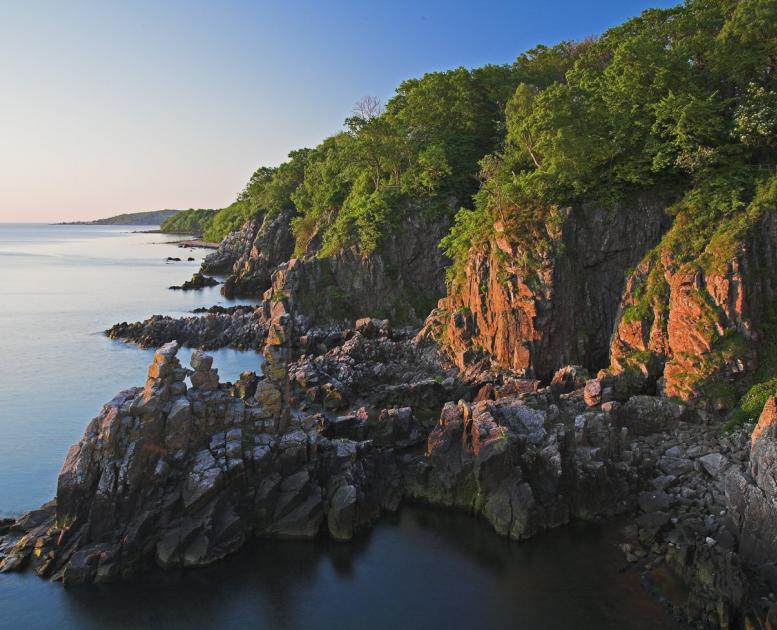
[56,209,181,226]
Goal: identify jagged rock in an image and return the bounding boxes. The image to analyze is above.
[190,350,213,371]
[550,365,589,395]
[698,453,730,479]
[258,212,451,327]
[752,396,777,445]
[355,317,390,339]
[106,308,267,350]
[327,484,357,541]
[169,273,219,291]
[200,223,254,275]
[584,379,603,406]
[405,395,634,540]
[220,210,297,299]
[616,395,687,436]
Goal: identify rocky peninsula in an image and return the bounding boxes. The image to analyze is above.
[2,267,777,629]
[4,3,777,628]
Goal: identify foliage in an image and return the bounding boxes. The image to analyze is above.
[202,202,254,242]
[442,0,777,282]
[159,208,215,235]
[728,299,777,428]
[198,0,775,287]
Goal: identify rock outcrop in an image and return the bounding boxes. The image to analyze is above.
[0,331,703,588]
[200,223,255,276]
[6,321,777,629]
[107,307,267,350]
[725,397,777,602]
[169,272,220,291]
[263,214,451,326]
[220,210,297,299]
[200,207,450,326]
[0,342,401,584]
[426,191,671,380]
[610,211,777,404]
[406,393,639,539]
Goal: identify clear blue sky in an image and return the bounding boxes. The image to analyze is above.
[0,0,679,222]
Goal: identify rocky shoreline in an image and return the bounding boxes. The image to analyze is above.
[3,292,777,628]
[106,306,266,351]
[6,194,777,629]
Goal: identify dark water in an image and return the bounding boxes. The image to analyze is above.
[0,508,684,630]
[0,224,684,629]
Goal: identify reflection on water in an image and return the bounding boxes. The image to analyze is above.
[0,508,685,630]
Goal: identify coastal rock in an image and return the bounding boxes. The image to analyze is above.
[0,342,412,583]
[550,365,589,396]
[726,399,777,592]
[221,210,296,299]
[752,396,777,446]
[169,272,220,291]
[200,223,254,275]
[106,307,267,351]
[259,211,451,326]
[406,395,635,539]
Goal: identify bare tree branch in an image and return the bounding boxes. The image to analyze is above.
[353,95,384,120]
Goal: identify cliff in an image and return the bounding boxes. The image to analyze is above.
[425,190,672,380]
[610,184,777,408]
[219,209,297,299]
[201,208,450,326]
[263,214,450,326]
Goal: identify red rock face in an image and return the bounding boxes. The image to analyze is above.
[436,244,548,377]
[752,396,777,446]
[429,191,670,380]
[611,212,777,401]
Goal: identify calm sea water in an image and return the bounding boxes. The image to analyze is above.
[0,224,684,629]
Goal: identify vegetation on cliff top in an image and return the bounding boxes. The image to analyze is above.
[441,0,777,283]
[159,208,215,235]
[201,1,774,275]
[198,41,589,251]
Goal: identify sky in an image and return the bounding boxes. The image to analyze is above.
[0,0,680,223]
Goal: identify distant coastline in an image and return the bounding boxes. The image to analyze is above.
[55,209,181,226]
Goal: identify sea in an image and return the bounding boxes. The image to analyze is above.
[0,223,684,629]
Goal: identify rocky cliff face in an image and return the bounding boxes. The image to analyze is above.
[200,222,255,276]
[262,214,450,326]
[610,211,777,404]
[426,191,671,380]
[220,210,297,299]
[202,209,449,325]
[200,211,296,298]
[726,397,777,594]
